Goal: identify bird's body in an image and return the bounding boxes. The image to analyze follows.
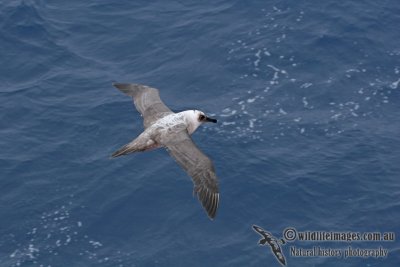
[110,83,220,219]
[147,111,203,142]
[112,110,206,156]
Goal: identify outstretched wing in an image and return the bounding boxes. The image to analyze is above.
[113,83,173,128]
[253,225,269,238]
[166,131,219,219]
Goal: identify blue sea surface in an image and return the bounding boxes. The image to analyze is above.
[1,0,399,266]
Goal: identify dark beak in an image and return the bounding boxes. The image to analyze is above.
[205,117,217,123]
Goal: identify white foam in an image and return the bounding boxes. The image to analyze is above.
[279,108,287,115]
[220,109,237,117]
[89,241,103,248]
[390,78,400,89]
[263,50,271,56]
[10,250,18,258]
[27,244,39,259]
[254,49,262,67]
[346,68,360,73]
[222,122,236,126]
[249,119,256,128]
[267,64,280,72]
[293,117,302,122]
[331,113,341,120]
[300,82,313,88]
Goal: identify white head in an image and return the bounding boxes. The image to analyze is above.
[183,110,217,135]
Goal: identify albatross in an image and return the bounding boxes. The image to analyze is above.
[110,83,220,219]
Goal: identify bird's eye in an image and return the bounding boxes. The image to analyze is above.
[199,115,205,121]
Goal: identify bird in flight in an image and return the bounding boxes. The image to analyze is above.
[252,225,287,266]
[111,83,220,219]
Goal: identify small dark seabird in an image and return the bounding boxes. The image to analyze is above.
[111,83,220,219]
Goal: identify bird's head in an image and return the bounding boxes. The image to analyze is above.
[184,110,217,134]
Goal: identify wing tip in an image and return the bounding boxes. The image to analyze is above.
[112,82,128,88]
[112,82,158,97]
[112,82,120,87]
[112,82,131,95]
[112,82,139,96]
[198,190,219,220]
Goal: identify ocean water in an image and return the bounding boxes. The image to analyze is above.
[1,0,399,266]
